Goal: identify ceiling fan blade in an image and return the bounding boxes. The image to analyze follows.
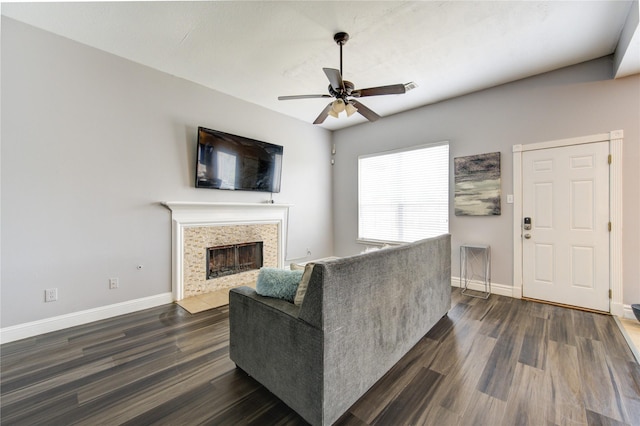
[278,94,332,100]
[352,83,407,97]
[313,103,334,125]
[323,68,344,92]
[350,100,380,122]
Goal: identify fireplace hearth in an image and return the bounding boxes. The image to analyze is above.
[207,242,263,279]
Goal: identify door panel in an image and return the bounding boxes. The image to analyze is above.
[534,182,553,228]
[522,142,609,312]
[534,243,554,283]
[571,180,594,230]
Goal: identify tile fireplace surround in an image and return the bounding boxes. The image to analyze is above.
[161,202,290,301]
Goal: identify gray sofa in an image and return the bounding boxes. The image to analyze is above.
[229,234,451,425]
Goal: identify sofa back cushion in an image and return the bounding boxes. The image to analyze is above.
[298,234,451,425]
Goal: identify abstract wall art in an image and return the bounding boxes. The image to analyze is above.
[454,152,501,216]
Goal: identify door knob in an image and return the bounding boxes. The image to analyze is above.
[524,234,532,239]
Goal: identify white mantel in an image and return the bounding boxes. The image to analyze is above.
[162,202,291,300]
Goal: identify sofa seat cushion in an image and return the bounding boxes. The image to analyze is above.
[256,268,304,302]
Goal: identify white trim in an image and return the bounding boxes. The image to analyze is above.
[514,132,613,152]
[161,202,291,301]
[451,277,514,298]
[0,292,173,344]
[610,132,624,316]
[512,131,623,315]
[358,140,449,160]
[512,146,523,299]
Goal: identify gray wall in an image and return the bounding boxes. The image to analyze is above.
[332,57,640,305]
[2,17,639,330]
[1,18,333,327]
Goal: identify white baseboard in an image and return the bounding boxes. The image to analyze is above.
[451,277,514,298]
[2,285,632,344]
[0,292,173,345]
[623,304,638,320]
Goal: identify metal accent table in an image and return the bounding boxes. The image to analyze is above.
[460,244,491,299]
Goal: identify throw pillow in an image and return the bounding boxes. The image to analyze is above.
[294,262,315,306]
[256,268,304,302]
[290,262,305,271]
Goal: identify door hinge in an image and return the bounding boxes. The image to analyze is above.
[608,154,612,164]
[608,222,612,232]
[609,289,612,299]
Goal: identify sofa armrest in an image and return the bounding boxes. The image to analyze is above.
[229,287,324,425]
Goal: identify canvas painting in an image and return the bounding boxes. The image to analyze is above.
[454,152,501,216]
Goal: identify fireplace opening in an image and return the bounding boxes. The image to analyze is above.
[207,242,263,279]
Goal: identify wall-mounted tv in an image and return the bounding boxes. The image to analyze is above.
[196,127,283,193]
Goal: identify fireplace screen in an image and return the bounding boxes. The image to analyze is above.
[207,242,264,279]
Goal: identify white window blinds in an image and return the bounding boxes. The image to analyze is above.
[358,143,449,243]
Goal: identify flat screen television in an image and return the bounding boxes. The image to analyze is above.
[196,127,283,193]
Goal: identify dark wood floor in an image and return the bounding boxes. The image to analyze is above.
[2,288,639,425]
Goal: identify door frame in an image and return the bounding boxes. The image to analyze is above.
[512,130,623,315]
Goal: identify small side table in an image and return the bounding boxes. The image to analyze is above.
[460,244,491,299]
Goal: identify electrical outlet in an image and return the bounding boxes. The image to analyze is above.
[45,288,58,302]
[109,278,119,289]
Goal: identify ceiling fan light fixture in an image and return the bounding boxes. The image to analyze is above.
[345,102,358,117]
[332,99,346,113]
[327,108,339,118]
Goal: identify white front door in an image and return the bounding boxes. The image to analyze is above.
[522,141,610,312]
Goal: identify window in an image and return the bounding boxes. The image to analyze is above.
[358,142,449,243]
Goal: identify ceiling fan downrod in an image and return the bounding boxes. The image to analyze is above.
[334,32,349,77]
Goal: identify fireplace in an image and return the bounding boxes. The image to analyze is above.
[162,202,290,300]
[207,242,263,279]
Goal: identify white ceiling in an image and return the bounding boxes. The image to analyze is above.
[2,1,638,131]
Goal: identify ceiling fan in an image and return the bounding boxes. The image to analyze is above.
[278,32,417,125]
